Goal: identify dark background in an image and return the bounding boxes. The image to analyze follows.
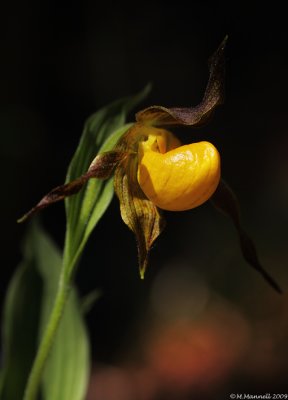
[1,2,288,399]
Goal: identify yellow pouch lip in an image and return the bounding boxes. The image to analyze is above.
[138,137,221,211]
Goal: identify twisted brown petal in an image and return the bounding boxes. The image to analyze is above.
[18,151,127,223]
[136,36,227,127]
[210,179,282,293]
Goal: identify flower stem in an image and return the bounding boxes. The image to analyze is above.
[23,273,70,400]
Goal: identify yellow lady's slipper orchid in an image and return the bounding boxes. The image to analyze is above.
[18,36,281,292]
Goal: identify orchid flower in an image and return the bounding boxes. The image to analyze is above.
[18,37,281,292]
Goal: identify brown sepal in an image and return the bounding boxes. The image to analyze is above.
[114,152,165,278]
[136,36,227,127]
[18,150,127,223]
[210,179,282,293]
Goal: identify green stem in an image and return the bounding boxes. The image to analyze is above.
[23,273,70,400]
[23,226,81,400]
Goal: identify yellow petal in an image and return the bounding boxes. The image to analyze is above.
[138,140,221,211]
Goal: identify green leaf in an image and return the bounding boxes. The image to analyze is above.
[42,290,89,400]
[29,222,90,400]
[0,246,42,400]
[0,222,91,400]
[63,85,151,270]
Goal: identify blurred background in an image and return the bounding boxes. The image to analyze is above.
[1,1,288,399]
